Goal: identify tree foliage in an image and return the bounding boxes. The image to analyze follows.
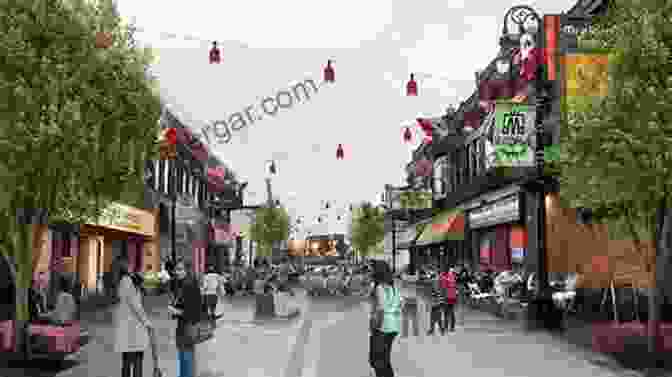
[558,0,672,268]
[349,201,385,257]
[0,0,162,322]
[249,205,290,257]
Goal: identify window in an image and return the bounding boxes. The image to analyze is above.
[177,166,184,194]
[194,181,200,207]
[167,161,174,194]
[471,141,478,177]
[154,160,159,191]
[158,160,165,194]
[433,156,448,198]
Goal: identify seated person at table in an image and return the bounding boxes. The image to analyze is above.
[38,276,76,325]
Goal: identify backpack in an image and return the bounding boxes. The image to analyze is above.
[381,286,402,333]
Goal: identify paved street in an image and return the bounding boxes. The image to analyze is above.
[1,285,654,377]
[287,285,647,377]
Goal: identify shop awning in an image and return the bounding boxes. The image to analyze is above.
[415,209,465,246]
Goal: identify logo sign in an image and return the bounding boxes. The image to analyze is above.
[491,102,536,167]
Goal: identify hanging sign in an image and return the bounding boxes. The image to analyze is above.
[491,102,536,167]
[469,195,520,229]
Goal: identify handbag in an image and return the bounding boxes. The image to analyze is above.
[183,319,212,345]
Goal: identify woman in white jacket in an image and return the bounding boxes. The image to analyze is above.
[113,257,153,377]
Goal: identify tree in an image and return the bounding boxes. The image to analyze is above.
[349,202,385,261]
[0,0,161,357]
[399,190,426,210]
[249,205,290,263]
[558,0,672,367]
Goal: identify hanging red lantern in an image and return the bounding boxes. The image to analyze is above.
[403,127,412,143]
[95,31,113,49]
[406,73,418,96]
[415,159,433,177]
[324,60,335,83]
[336,144,344,159]
[209,41,221,64]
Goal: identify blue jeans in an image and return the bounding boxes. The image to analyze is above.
[178,350,194,377]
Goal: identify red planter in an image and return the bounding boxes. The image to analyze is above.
[0,320,15,352]
[592,321,672,354]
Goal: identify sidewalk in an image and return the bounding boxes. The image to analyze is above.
[69,290,308,377]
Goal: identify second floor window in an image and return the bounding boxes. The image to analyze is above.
[433,156,448,198]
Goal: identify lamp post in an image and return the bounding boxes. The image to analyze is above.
[501,5,553,327]
[170,160,177,264]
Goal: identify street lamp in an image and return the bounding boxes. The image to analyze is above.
[501,5,552,326]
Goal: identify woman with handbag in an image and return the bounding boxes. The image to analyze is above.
[113,257,153,377]
[368,260,401,377]
[168,260,203,377]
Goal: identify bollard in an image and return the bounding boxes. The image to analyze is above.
[255,292,276,318]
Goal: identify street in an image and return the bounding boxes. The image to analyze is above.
[1,286,648,377]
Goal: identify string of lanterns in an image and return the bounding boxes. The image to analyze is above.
[118,23,457,156]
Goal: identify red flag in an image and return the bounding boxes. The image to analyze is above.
[324,60,335,83]
[165,128,177,145]
[209,41,221,64]
[406,74,418,96]
[403,127,412,143]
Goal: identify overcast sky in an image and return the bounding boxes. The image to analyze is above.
[117,0,575,238]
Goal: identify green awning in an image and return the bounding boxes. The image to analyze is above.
[415,209,465,246]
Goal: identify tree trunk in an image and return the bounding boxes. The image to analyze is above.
[13,222,33,359]
[648,204,671,369]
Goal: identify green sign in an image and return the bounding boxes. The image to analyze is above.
[492,102,537,167]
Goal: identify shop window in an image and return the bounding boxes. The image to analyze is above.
[158,160,165,194]
[167,161,175,195]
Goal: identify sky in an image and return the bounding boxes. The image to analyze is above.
[116,0,575,238]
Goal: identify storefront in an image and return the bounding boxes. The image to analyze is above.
[174,196,208,274]
[465,186,527,272]
[208,219,235,271]
[79,202,158,295]
[414,209,465,269]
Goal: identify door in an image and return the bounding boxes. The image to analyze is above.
[97,240,104,294]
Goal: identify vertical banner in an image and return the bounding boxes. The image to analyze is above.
[491,102,537,167]
[563,52,609,111]
[544,15,560,81]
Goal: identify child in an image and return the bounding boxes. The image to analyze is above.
[427,278,446,335]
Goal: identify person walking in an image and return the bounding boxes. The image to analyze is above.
[439,266,457,333]
[113,257,153,377]
[168,260,203,377]
[400,294,419,338]
[368,261,401,377]
[427,276,445,335]
[201,265,221,321]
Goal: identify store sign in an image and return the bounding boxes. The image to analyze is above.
[469,195,520,229]
[491,102,536,167]
[94,202,155,237]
